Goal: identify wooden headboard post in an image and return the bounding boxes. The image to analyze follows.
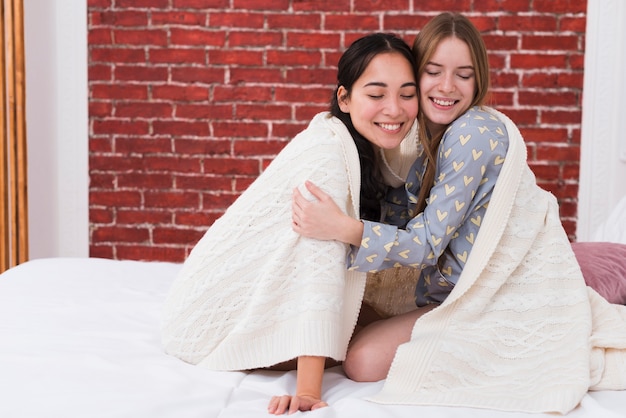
[1,0,28,273]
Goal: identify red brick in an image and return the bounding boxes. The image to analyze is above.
[152,85,209,101]
[91,10,149,26]
[144,191,201,209]
[175,104,232,120]
[118,173,173,189]
[115,102,173,118]
[89,28,113,44]
[534,0,586,14]
[560,16,586,32]
[153,227,204,244]
[91,83,148,100]
[235,104,292,120]
[90,208,114,224]
[117,209,173,224]
[175,174,232,191]
[117,0,169,7]
[233,139,287,156]
[518,91,578,107]
[511,53,568,69]
[213,85,273,102]
[202,192,239,210]
[230,31,283,47]
[89,101,113,117]
[143,156,204,173]
[498,15,557,31]
[114,29,168,46]
[115,245,187,262]
[173,0,230,8]
[275,86,332,104]
[287,32,341,49]
[230,68,284,84]
[540,110,582,125]
[151,11,208,26]
[90,244,114,259]
[115,65,169,81]
[171,67,225,84]
[324,14,378,32]
[522,35,579,51]
[91,47,146,63]
[213,121,268,138]
[148,48,207,64]
[174,138,231,155]
[116,136,172,153]
[521,128,570,144]
[90,190,143,207]
[354,0,411,11]
[535,144,580,162]
[175,211,221,227]
[291,0,349,12]
[285,68,336,85]
[232,0,290,10]
[170,28,226,46]
[152,120,210,136]
[266,50,322,66]
[267,13,322,29]
[209,12,265,28]
[209,49,264,66]
[203,158,260,175]
[92,119,150,135]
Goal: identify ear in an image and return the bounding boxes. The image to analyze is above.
[337,86,350,113]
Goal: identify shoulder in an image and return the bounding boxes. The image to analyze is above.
[442,106,509,149]
[446,107,507,136]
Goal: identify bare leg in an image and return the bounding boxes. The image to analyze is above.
[343,304,438,382]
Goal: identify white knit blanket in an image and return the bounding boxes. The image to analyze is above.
[368,108,626,413]
[162,109,626,414]
[162,112,385,369]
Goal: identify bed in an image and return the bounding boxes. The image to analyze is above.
[1,255,625,418]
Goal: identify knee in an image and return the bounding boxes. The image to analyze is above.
[343,344,386,382]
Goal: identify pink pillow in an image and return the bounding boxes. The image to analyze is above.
[571,242,626,305]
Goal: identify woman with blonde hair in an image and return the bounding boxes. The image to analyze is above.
[293,12,626,414]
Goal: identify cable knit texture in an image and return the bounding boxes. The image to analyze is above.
[368,108,626,413]
[162,109,626,414]
[161,112,417,370]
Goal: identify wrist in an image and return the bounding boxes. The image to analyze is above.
[339,217,364,247]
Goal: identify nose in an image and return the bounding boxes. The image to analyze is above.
[438,73,455,93]
[384,96,402,116]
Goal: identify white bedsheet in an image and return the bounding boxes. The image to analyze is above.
[0,257,624,418]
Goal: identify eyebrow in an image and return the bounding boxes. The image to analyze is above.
[363,81,417,88]
[426,61,474,70]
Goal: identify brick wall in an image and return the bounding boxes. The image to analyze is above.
[87,0,587,262]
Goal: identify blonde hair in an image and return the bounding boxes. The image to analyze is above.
[412,12,490,213]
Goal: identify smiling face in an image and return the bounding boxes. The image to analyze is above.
[337,52,418,150]
[419,36,477,138]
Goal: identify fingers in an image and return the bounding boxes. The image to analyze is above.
[288,395,300,415]
[311,401,329,411]
[267,395,291,415]
[267,394,329,415]
[304,180,328,201]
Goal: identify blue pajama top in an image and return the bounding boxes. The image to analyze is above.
[347,107,510,306]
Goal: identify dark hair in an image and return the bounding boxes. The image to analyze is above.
[330,33,417,221]
[412,13,490,213]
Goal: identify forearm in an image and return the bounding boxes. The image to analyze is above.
[296,356,326,399]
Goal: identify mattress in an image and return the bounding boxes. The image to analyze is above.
[0,257,624,417]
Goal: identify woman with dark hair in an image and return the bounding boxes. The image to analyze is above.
[161,32,419,414]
